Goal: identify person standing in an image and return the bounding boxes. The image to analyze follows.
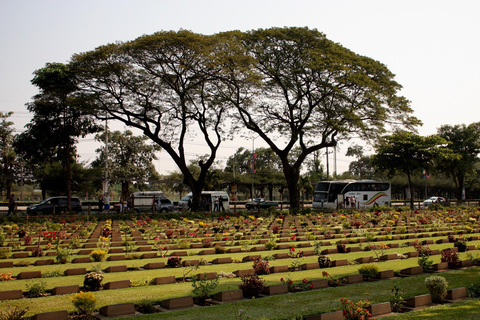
[218,196,225,212]
[98,194,104,213]
[104,192,111,212]
[7,194,15,216]
[213,196,219,212]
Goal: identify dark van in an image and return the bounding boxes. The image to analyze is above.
[27,197,82,214]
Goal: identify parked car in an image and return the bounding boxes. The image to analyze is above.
[27,196,82,214]
[423,196,445,206]
[155,197,175,213]
[245,198,278,210]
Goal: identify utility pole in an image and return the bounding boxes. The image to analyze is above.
[325,147,333,180]
[103,119,108,195]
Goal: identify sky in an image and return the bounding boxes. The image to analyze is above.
[1,0,479,176]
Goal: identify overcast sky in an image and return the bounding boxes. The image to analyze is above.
[1,0,479,176]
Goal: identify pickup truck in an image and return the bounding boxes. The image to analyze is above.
[245,198,278,210]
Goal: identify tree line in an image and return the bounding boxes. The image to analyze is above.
[6,27,479,210]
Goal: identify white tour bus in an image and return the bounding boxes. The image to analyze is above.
[178,191,230,211]
[312,180,391,209]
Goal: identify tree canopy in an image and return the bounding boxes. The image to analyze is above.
[222,27,420,208]
[16,63,99,205]
[91,129,161,199]
[71,30,246,210]
[67,27,420,209]
[371,130,456,208]
[436,122,480,203]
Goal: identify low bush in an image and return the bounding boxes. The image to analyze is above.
[358,264,379,281]
[0,305,29,320]
[253,258,270,275]
[425,275,448,302]
[70,291,97,316]
[441,249,460,268]
[135,299,156,314]
[167,256,182,268]
[191,274,220,303]
[239,273,265,298]
[318,255,332,268]
[25,281,48,298]
[84,271,104,291]
[90,250,107,262]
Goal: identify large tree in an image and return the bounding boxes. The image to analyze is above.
[436,123,480,203]
[91,129,161,199]
[222,27,420,208]
[0,112,18,198]
[17,63,98,207]
[371,131,455,208]
[71,30,245,210]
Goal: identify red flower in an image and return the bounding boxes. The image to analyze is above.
[302,278,307,283]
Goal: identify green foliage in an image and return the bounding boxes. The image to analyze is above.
[25,280,48,298]
[42,270,62,278]
[390,285,406,312]
[264,238,278,250]
[55,247,70,264]
[130,278,150,287]
[418,255,434,271]
[70,291,97,316]
[191,274,220,299]
[425,275,448,302]
[135,299,156,314]
[0,305,29,320]
[466,283,480,298]
[358,264,379,281]
[0,247,11,259]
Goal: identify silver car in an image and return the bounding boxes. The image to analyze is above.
[423,196,445,206]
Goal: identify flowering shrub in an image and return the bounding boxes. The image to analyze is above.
[289,247,303,258]
[201,238,213,248]
[70,291,97,316]
[322,271,341,287]
[441,249,460,268]
[318,255,332,268]
[252,258,270,275]
[0,272,13,281]
[280,277,313,292]
[340,298,371,320]
[90,250,107,262]
[370,243,390,260]
[414,240,431,256]
[84,271,104,291]
[239,273,265,298]
[167,256,182,268]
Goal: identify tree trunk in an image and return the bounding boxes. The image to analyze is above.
[121,181,129,200]
[65,144,72,211]
[407,171,414,209]
[284,165,301,209]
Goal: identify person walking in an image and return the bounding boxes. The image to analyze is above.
[7,194,15,216]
